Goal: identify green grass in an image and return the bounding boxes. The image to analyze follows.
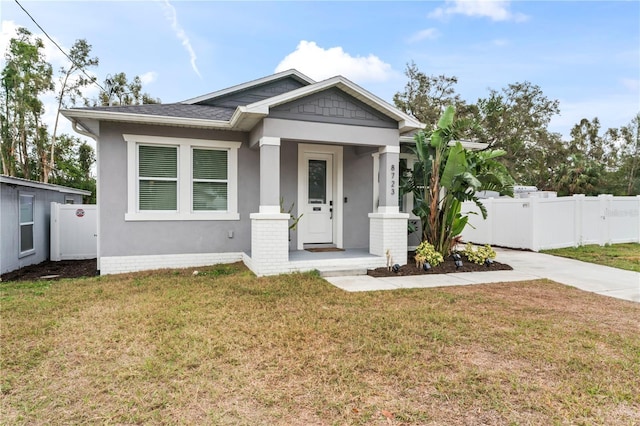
[542,243,640,272]
[1,263,639,425]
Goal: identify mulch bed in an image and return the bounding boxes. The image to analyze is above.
[2,252,513,282]
[1,259,98,282]
[368,251,512,277]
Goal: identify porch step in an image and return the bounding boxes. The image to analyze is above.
[319,268,368,278]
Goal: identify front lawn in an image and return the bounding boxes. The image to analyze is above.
[542,243,640,272]
[1,263,639,425]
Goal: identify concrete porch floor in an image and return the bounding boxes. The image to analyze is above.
[289,248,387,275]
[243,248,388,276]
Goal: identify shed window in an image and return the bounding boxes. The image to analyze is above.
[19,194,34,255]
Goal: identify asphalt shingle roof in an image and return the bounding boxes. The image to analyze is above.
[83,103,235,121]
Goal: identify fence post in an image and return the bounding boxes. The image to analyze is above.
[573,194,585,247]
[50,202,61,261]
[637,195,640,244]
[530,197,539,251]
[486,198,494,246]
[598,194,612,246]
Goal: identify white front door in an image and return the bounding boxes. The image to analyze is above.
[302,152,333,244]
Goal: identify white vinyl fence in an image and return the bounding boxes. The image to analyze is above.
[461,195,640,251]
[50,203,97,261]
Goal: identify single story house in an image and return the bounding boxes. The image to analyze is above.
[61,69,425,276]
[1,175,90,275]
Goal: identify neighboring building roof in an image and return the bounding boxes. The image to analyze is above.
[0,175,92,196]
[399,135,489,150]
[61,69,425,134]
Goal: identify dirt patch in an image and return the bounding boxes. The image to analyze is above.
[1,259,97,282]
[368,251,512,277]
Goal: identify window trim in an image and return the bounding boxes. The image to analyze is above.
[19,192,35,257]
[138,143,180,212]
[124,134,241,221]
[191,147,230,213]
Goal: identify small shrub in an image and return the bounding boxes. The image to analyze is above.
[415,241,444,267]
[463,243,496,265]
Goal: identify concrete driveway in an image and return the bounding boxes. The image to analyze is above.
[325,248,640,303]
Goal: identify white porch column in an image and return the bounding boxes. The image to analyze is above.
[249,136,290,276]
[369,145,409,265]
[258,137,282,214]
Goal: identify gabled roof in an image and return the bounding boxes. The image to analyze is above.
[182,69,315,105]
[240,75,423,133]
[61,69,424,134]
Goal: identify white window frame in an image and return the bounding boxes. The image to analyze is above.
[191,146,231,213]
[124,134,241,221]
[19,192,35,257]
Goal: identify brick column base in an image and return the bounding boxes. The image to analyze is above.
[248,212,290,276]
[368,212,409,266]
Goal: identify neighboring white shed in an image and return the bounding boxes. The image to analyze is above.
[0,175,91,275]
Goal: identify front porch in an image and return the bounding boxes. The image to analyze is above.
[241,78,423,276]
[242,248,389,277]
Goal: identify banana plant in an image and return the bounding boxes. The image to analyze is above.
[401,106,514,256]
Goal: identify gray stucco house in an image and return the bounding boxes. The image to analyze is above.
[62,70,424,276]
[1,175,90,275]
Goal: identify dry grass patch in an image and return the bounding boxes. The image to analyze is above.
[1,262,639,425]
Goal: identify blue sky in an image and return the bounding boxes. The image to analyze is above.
[1,0,639,140]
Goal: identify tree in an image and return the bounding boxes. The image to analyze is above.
[96,72,160,106]
[49,134,96,203]
[553,153,603,196]
[401,106,514,256]
[604,113,640,195]
[473,81,560,185]
[393,62,471,128]
[47,39,98,182]
[0,27,53,179]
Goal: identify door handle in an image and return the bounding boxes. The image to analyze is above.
[330,207,333,219]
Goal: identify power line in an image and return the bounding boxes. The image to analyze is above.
[13,0,107,93]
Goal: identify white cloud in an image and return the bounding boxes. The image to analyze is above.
[492,38,510,47]
[161,0,201,78]
[275,40,393,83]
[140,71,158,85]
[1,19,67,66]
[429,0,528,22]
[621,78,639,92]
[550,96,640,140]
[407,28,440,43]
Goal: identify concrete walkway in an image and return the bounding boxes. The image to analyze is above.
[325,248,640,303]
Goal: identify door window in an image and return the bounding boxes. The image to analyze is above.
[308,159,327,204]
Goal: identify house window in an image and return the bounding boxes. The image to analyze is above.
[192,148,228,211]
[124,134,241,221]
[19,194,35,255]
[138,144,178,211]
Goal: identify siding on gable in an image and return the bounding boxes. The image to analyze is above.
[269,87,397,129]
[197,77,306,108]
